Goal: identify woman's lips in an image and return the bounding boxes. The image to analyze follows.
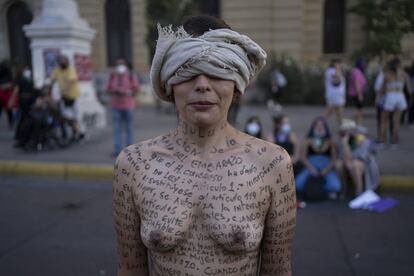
[189,101,216,110]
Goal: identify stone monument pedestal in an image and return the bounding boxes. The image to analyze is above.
[24,0,106,131]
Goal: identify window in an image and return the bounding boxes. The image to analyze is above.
[323,0,345,54]
[7,1,33,65]
[105,0,132,66]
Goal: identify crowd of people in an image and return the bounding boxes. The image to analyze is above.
[245,113,380,204]
[244,56,414,204]
[0,55,84,151]
[0,54,141,156]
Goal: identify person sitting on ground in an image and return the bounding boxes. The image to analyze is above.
[336,119,380,197]
[244,115,263,139]
[113,15,296,275]
[268,114,301,173]
[17,85,58,150]
[295,116,341,198]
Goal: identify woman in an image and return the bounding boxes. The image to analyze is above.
[379,58,411,147]
[113,15,296,276]
[295,117,341,196]
[324,58,346,125]
[268,115,300,172]
[348,58,367,125]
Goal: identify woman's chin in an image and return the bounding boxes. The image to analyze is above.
[187,114,222,128]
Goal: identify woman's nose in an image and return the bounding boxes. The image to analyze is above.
[194,74,211,92]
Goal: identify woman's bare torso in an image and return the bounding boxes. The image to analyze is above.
[123,130,290,276]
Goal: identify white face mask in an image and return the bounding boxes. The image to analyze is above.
[281,123,291,133]
[246,122,260,135]
[116,65,127,74]
[23,70,32,79]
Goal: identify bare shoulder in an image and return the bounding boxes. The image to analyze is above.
[239,134,292,176]
[245,135,290,161]
[114,133,173,176]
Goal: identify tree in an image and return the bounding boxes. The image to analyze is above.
[348,0,414,58]
[146,0,199,62]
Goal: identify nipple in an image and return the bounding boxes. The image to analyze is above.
[233,231,246,244]
[150,230,163,246]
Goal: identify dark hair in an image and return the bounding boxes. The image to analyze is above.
[0,60,12,81]
[273,114,286,132]
[355,57,366,74]
[307,116,331,139]
[329,58,341,68]
[410,61,414,77]
[388,57,401,74]
[183,15,230,36]
[15,64,29,81]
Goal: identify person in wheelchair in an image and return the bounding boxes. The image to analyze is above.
[16,85,68,150]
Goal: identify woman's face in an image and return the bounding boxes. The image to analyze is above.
[172,74,235,127]
[313,120,327,137]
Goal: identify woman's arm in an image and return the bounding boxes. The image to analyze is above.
[300,139,318,175]
[113,151,149,276]
[321,140,337,176]
[260,148,296,276]
[289,132,300,164]
[7,85,19,109]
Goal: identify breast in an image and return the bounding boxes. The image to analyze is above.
[200,188,269,253]
[140,208,192,252]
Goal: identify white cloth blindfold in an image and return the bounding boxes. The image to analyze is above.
[150,24,267,102]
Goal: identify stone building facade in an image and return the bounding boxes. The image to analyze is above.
[1,0,413,74]
[222,0,414,64]
[0,0,148,73]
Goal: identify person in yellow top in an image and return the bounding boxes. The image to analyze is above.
[50,55,84,140]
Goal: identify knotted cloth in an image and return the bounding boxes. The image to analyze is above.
[150,24,267,102]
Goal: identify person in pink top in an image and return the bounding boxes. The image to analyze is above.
[348,58,367,125]
[106,57,139,156]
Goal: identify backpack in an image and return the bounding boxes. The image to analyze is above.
[303,175,327,201]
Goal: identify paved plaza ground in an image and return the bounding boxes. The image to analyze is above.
[0,104,413,275]
[0,176,412,276]
[0,104,413,176]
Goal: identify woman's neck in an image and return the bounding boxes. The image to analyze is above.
[174,118,233,154]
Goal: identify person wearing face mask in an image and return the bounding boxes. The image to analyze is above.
[244,116,263,139]
[336,119,379,198]
[10,65,37,146]
[106,57,139,157]
[268,114,300,173]
[295,117,341,199]
[50,55,83,141]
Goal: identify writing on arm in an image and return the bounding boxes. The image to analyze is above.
[113,150,149,276]
[260,149,296,276]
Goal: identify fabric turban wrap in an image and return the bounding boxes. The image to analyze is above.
[150,24,267,102]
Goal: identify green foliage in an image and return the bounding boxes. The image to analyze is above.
[146,0,199,62]
[348,0,414,57]
[256,53,325,105]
